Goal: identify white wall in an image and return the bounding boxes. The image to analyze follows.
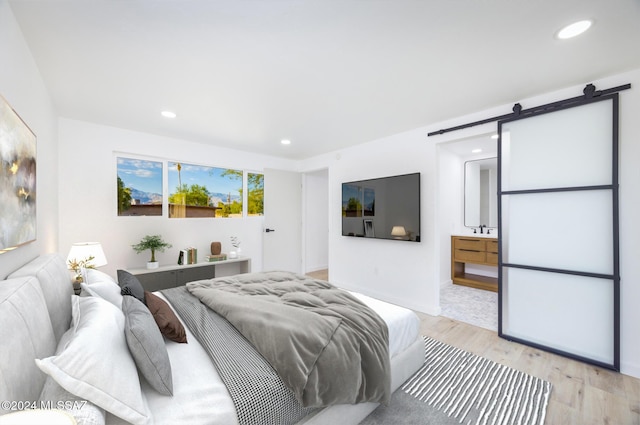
[57,118,298,278]
[0,1,58,278]
[311,127,441,316]
[436,146,463,286]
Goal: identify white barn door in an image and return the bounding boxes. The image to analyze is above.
[498,94,619,370]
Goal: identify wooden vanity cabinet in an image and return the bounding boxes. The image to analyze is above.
[451,236,498,292]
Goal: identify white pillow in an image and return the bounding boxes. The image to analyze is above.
[36,296,150,425]
[83,269,123,308]
[40,375,106,425]
[85,269,117,284]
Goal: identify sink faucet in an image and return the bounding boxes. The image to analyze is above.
[479,224,486,234]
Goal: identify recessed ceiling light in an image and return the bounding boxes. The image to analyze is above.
[161,111,177,118]
[472,148,482,153]
[556,20,592,40]
[491,134,499,139]
[281,139,291,145]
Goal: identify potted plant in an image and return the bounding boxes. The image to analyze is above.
[67,256,96,294]
[132,235,172,269]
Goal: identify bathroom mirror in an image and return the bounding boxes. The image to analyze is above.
[464,157,498,228]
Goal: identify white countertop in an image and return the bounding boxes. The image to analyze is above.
[128,256,251,274]
[453,232,497,238]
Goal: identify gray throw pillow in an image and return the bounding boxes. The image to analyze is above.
[117,270,146,304]
[122,295,173,396]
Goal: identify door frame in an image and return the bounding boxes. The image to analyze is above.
[301,168,329,275]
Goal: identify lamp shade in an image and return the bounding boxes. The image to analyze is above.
[66,242,108,268]
[390,226,407,237]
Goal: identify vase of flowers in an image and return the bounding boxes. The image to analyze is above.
[67,256,96,294]
[132,235,172,269]
[229,236,241,259]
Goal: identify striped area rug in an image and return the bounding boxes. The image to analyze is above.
[401,337,552,425]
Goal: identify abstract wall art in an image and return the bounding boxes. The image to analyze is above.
[0,95,36,253]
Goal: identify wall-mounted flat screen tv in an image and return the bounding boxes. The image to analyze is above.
[342,172,420,242]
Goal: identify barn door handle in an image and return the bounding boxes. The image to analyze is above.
[265,228,276,233]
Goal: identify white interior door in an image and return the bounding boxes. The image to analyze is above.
[263,168,302,273]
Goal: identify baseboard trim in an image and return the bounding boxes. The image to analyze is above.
[305,265,328,274]
[622,360,640,379]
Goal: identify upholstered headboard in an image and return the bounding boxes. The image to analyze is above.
[8,254,73,341]
[0,254,72,407]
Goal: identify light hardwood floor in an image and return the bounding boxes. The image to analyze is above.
[306,269,640,425]
[417,313,640,425]
[305,269,329,280]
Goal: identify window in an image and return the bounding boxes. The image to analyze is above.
[168,162,243,218]
[342,184,362,217]
[247,172,264,216]
[117,156,261,218]
[116,157,163,216]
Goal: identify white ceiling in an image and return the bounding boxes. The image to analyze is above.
[440,133,498,159]
[8,0,640,160]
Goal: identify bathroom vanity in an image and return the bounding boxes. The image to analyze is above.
[451,235,498,292]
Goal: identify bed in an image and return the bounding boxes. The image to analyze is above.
[0,254,425,425]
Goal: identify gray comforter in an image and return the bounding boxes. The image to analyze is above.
[186,271,390,408]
